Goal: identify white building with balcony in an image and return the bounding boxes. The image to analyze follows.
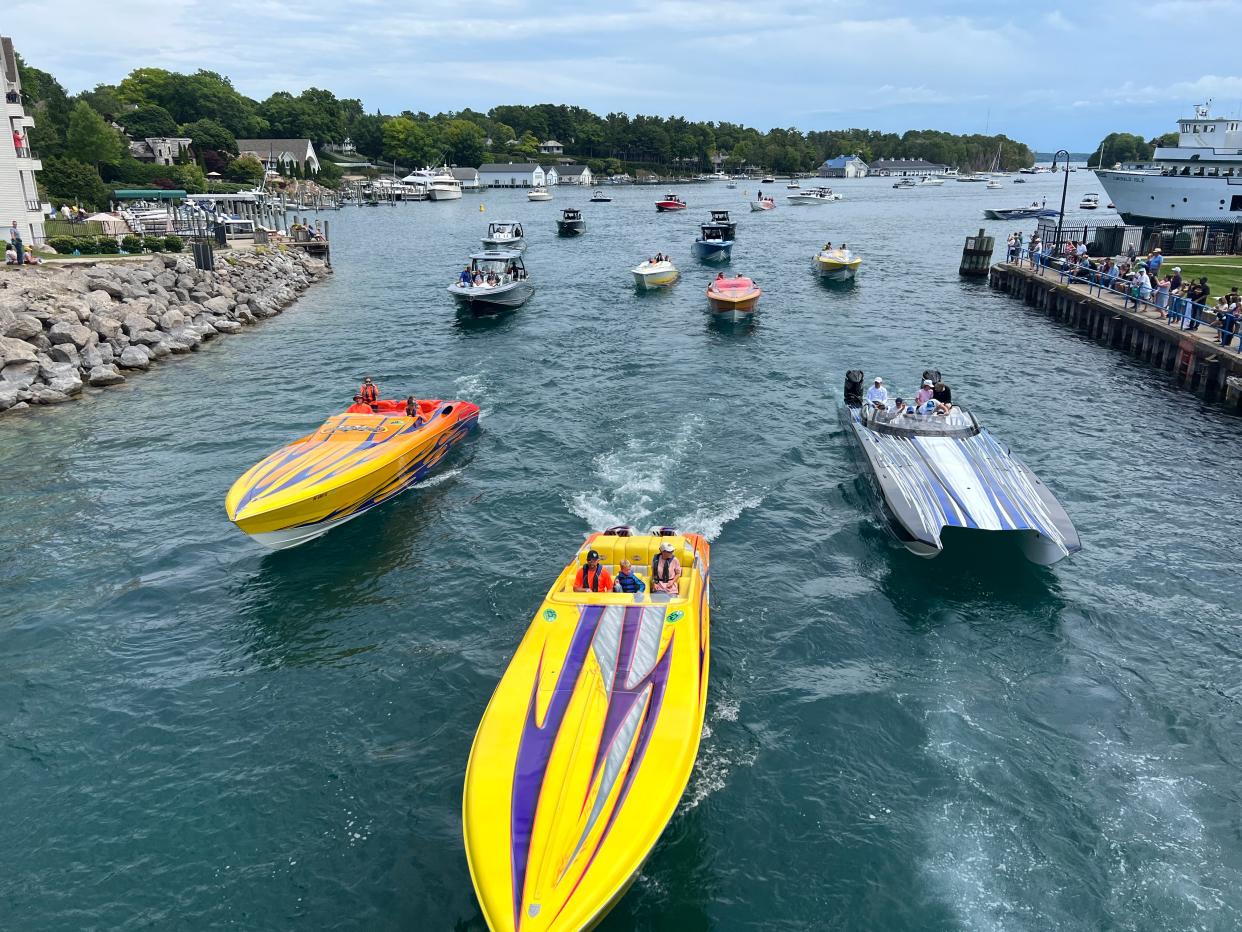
[1,36,45,246]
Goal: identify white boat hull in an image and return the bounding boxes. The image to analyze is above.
[245,509,368,550]
[1096,169,1242,223]
[428,187,463,201]
[632,267,679,289]
[449,281,535,312]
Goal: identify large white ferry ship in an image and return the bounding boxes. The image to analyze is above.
[1097,103,1242,224]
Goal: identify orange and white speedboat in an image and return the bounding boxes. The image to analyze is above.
[463,525,711,931]
[225,397,478,549]
[706,274,762,321]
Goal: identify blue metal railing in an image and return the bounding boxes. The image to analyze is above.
[1004,247,1241,351]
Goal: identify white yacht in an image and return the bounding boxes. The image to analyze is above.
[401,167,463,201]
[1097,103,1242,223]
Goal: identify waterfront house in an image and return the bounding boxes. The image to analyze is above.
[538,140,564,155]
[543,165,559,186]
[818,155,868,178]
[236,138,320,175]
[556,164,593,186]
[451,167,480,190]
[866,157,947,177]
[129,136,193,166]
[477,162,545,188]
[1,36,44,245]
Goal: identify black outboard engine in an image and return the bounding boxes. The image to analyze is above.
[844,370,865,406]
[922,368,942,386]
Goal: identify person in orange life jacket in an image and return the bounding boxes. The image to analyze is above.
[574,549,613,592]
[650,542,682,595]
[613,559,646,594]
[359,376,379,408]
[346,394,373,414]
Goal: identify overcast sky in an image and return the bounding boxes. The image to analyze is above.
[6,0,1242,150]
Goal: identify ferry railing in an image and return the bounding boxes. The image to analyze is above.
[1009,246,1241,351]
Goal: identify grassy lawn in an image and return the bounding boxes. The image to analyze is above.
[1165,256,1242,288]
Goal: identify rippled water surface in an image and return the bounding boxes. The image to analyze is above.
[3,175,1242,931]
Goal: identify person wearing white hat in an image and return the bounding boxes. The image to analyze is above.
[650,541,682,595]
[865,376,888,408]
[916,379,935,407]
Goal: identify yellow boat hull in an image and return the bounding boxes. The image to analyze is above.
[464,529,711,931]
[813,251,862,281]
[225,400,478,549]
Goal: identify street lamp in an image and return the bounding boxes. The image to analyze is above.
[1051,148,1070,249]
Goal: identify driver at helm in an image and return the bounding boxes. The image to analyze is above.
[865,376,889,409]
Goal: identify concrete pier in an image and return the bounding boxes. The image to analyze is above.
[988,262,1242,411]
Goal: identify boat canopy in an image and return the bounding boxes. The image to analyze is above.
[699,223,732,240]
[710,210,731,221]
[486,222,522,236]
[561,208,581,220]
[469,248,524,261]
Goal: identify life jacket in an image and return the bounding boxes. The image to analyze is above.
[615,571,642,593]
[360,383,378,404]
[651,554,676,584]
[581,563,603,591]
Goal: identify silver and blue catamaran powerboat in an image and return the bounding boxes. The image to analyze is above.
[692,222,734,262]
[840,369,1081,564]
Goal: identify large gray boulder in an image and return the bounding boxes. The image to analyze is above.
[28,384,70,404]
[48,320,92,348]
[1,360,39,389]
[4,312,41,341]
[49,343,80,367]
[81,344,104,369]
[0,336,39,366]
[213,318,242,334]
[0,383,21,410]
[118,346,151,369]
[87,364,125,386]
[85,290,114,312]
[159,308,186,332]
[146,339,172,359]
[47,369,83,396]
[203,295,232,316]
[131,330,166,347]
[86,278,126,299]
[89,313,123,342]
[121,314,156,338]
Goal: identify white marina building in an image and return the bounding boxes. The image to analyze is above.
[1,36,44,247]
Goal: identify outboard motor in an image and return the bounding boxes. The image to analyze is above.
[603,525,635,537]
[922,368,942,386]
[844,370,865,406]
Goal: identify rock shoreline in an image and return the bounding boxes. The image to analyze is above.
[0,249,331,414]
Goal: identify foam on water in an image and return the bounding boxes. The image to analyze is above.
[453,372,492,417]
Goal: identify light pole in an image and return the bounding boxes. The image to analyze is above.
[1052,148,1070,249]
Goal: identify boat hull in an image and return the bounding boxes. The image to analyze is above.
[428,188,463,201]
[449,281,535,313]
[1096,168,1242,224]
[464,531,711,932]
[749,201,774,211]
[692,240,733,262]
[225,402,479,549]
[706,289,761,318]
[481,237,526,251]
[556,220,585,236]
[814,257,861,281]
[655,203,687,211]
[631,266,679,289]
[840,404,1080,564]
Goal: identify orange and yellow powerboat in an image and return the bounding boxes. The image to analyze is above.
[706,274,762,322]
[225,397,478,549]
[463,526,711,931]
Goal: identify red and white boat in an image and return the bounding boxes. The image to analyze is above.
[706,274,762,322]
[655,193,687,211]
[749,196,776,211]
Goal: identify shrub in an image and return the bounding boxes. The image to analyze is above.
[143,236,164,252]
[163,234,184,253]
[73,236,98,254]
[93,237,120,255]
[46,236,79,254]
[121,234,144,253]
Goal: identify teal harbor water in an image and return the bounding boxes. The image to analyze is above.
[3,175,1242,930]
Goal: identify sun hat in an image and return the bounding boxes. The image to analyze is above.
[922,379,934,387]
[660,542,674,553]
[874,376,884,383]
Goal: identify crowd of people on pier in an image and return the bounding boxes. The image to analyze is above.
[1009,232,1241,349]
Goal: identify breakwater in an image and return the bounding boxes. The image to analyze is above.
[0,249,330,414]
[989,260,1242,409]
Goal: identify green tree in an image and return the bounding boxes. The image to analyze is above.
[316,158,343,188]
[119,104,179,139]
[1088,132,1152,168]
[382,116,438,167]
[65,101,125,169]
[444,118,486,166]
[38,156,111,209]
[179,118,237,156]
[224,154,265,184]
[78,84,127,121]
[16,55,72,157]
[118,68,265,137]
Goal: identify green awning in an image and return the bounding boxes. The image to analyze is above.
[111,189,187,200]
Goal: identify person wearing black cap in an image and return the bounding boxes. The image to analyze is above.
[346,394,373,414]
[574,549,613,593]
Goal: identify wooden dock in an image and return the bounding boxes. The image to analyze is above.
[989,262,1242,410]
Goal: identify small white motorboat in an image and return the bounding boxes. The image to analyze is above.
[480,221,525,250]
[1079,193,1100,210]
[920,176,945,187]
[893,178,916,189]
[986,179,1003,190]
[589,190,612,202]
[787,180,801,189]
[786,187,841,204]
[631,257,680,289]
[527,186,553,201]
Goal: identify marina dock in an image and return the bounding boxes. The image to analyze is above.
[989,261,1242,410]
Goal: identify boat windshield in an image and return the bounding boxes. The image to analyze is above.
[861,404,979,438]
[470,256,524,276]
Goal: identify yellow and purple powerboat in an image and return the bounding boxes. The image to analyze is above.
[225,397,478,549]
[463,525,711,931]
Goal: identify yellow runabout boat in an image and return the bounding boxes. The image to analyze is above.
[224,397,479,549]
[813,244,862,282]
[464,526,711,931]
